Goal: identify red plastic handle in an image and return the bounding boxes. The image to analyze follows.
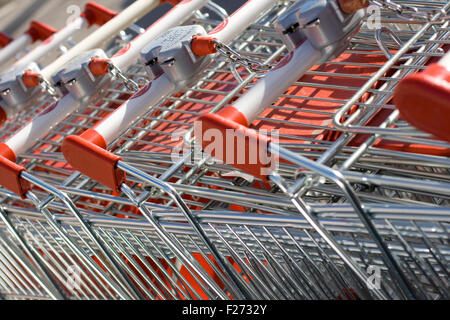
[0,32,12,48]
[394,62,450,142]
[25,21,57,43]
[195,110,272,181]
[62,129,125,192]
[0,143,30,198]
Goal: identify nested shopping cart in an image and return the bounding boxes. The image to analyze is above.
[0,0,168,131]
[0,2,132,72]
[0,20,57,69]
[0,0,448,300]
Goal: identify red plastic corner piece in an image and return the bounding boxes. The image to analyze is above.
[0,32,12,48]
[191,35,217,56]
[394,63,450,142]
[26,21,56,43]
[162,0,184,5]
[196,113,272,181]
[82,2,118,27]
[61,129,125,192]
[0,143,30,198]
[0,106,7,126]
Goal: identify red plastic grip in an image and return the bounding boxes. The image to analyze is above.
[196,111,272,181]
[62,129,125,192]
[0,32,12,48]
[26,21,57,43]
[394,63,450,142]
[82,2,118,27]
[0,143,30,198]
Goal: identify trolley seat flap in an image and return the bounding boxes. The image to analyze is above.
[25,21,57,43]
[82,2,118,27]
[0,32,12,48]
[394,47,450,143]
[62,129,125,192]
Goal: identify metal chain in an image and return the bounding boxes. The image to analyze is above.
[40,77,58,99]
[370,0,450,24]
[213,39,274,74]
[106,62,140,93]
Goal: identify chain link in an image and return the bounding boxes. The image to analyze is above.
[370,0,449,24]
[40,77,58,99]
[106,62,140,93]
[213,40,274,74]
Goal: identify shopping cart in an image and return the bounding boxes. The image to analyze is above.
[0,2,127,73]
[0,20,57,69]
[0,0,164,130]
[0,2,134,130]
[394,47,450,142]
[0,0,448,300]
